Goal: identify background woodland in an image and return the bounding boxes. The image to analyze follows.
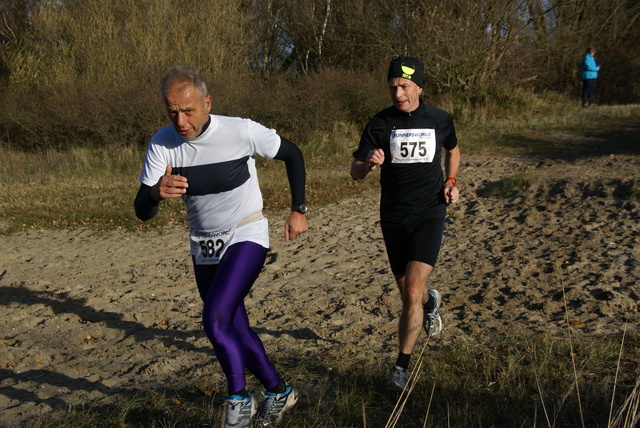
[0,0,638,150]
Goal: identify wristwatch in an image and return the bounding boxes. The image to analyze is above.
[291,203,308,214]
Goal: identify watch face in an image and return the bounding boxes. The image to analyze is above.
[294,204,308,214]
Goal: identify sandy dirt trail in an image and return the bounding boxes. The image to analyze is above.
[1,152,638,425]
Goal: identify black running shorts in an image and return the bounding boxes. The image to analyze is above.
[381,217,446,276]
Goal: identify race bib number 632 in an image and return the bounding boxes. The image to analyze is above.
[390,128,436,164]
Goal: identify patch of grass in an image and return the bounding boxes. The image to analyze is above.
[15,332,639,427]
[1,104,639,233]
[459,103,640,157]
[0,145,379,233]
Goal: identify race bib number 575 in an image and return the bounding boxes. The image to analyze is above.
[390,128,436,164]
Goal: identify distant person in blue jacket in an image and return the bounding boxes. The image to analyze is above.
[581,46,600,107]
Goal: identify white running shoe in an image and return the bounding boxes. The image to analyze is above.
[224,393,255,428]
[387,365,408,390]
[256,384,298,426]
[423,289,442,337]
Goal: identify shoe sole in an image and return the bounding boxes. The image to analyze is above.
[426,313,442,337]
[427,289,442,311]
[424,289,442,336]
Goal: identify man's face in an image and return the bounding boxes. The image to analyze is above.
[388,77,423,113]
[164,82,212,140]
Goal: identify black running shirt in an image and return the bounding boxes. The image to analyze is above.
[353,101,458,224]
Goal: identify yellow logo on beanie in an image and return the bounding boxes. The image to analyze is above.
[401,64,416,80]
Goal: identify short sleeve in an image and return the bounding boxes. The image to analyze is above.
[247,119,281,159]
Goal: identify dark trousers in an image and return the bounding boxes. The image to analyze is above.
[582,79,596,106]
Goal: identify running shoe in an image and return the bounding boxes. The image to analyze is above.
[387,365,408,390]
[423,289,442,337]
[224,392,255,428]
[256,384,298,426]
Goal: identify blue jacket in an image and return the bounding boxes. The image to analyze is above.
[581,53,599,80]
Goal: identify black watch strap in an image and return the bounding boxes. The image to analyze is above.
[291,203,308,214]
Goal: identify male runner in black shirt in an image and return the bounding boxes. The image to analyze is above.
[350,56,460,389]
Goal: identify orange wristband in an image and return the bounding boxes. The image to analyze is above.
[446,176,456,186]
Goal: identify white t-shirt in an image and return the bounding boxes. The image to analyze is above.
[139,114,281,257]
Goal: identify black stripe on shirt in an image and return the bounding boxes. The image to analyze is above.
[172,156,251,196]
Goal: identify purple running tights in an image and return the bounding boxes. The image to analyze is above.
[192,241,280,393]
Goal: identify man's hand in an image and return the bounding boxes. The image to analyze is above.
[151,165,188,201]
[284,211,308,242]
[366,148,384,170]
[350,148,385,181]
[444,181,460,204]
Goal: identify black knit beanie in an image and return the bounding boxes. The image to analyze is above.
[387,56,424,87]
